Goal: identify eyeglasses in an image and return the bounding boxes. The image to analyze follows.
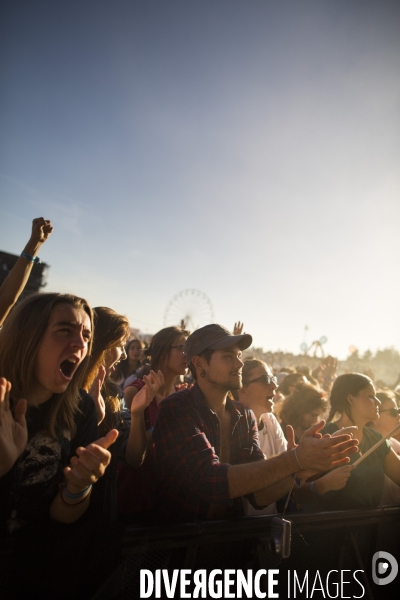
[171,345,186,354]
[246,374,278,386]
[379,408,400,418]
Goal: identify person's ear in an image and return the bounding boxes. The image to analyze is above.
[347,394,355,407]
[192,355,206,376]
[192,355,202,369]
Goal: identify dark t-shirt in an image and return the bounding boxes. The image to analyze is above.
[321,422,391,510]
[0,390,97,532]
[90,389,132,522]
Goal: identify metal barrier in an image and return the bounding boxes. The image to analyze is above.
[1,507,399,599]
[116,506,400,600]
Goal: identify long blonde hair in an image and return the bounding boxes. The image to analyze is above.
[83,307,130,430]
[83,306,130,393]
[0,293,93,439]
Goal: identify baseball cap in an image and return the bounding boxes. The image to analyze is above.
[185,324,252,365]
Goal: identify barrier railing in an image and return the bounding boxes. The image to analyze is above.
[2,507,399,599]
[117,506,400,600]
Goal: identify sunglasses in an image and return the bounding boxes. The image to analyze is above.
[246,374,278,386]
[379,408,400,418]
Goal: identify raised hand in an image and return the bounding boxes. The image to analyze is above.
[0,378,28,477]
[319,355,337,391]
[130,370,164,415]
[63,428,118,493]
[0,218,54,326]
[89,365,106,425]
[233,321,244,335]
[296,421,359,472]
[30,217,54,245]
[320,355,337,379]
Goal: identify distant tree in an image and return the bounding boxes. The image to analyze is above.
[374,347,400,363]
[362,349,373,361]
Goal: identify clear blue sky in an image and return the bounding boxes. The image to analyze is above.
[1,0,399,359]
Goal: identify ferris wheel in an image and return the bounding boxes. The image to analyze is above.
[163,289,214,331]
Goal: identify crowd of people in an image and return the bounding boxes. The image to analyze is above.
[1,218,400,598]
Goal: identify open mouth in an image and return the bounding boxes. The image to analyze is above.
[60,357,79,378]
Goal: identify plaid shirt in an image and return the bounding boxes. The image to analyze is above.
[153,384,265,523]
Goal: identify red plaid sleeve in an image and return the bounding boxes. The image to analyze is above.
[154,397,231,504]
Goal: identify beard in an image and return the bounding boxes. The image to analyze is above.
[229,373,243,391]
[208,372,242,392]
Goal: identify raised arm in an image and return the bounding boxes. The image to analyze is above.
[319,355,337,393]
[0,217,53,326]
[123,383,140,409]
[125,370,163,466]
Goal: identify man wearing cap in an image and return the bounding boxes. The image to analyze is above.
[153,324,358,523]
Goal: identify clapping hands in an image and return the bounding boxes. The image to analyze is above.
[64,429,118,494]
[0,378,27,477]
[130,370,164,415]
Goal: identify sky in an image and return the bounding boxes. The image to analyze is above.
[1,0,399,360]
